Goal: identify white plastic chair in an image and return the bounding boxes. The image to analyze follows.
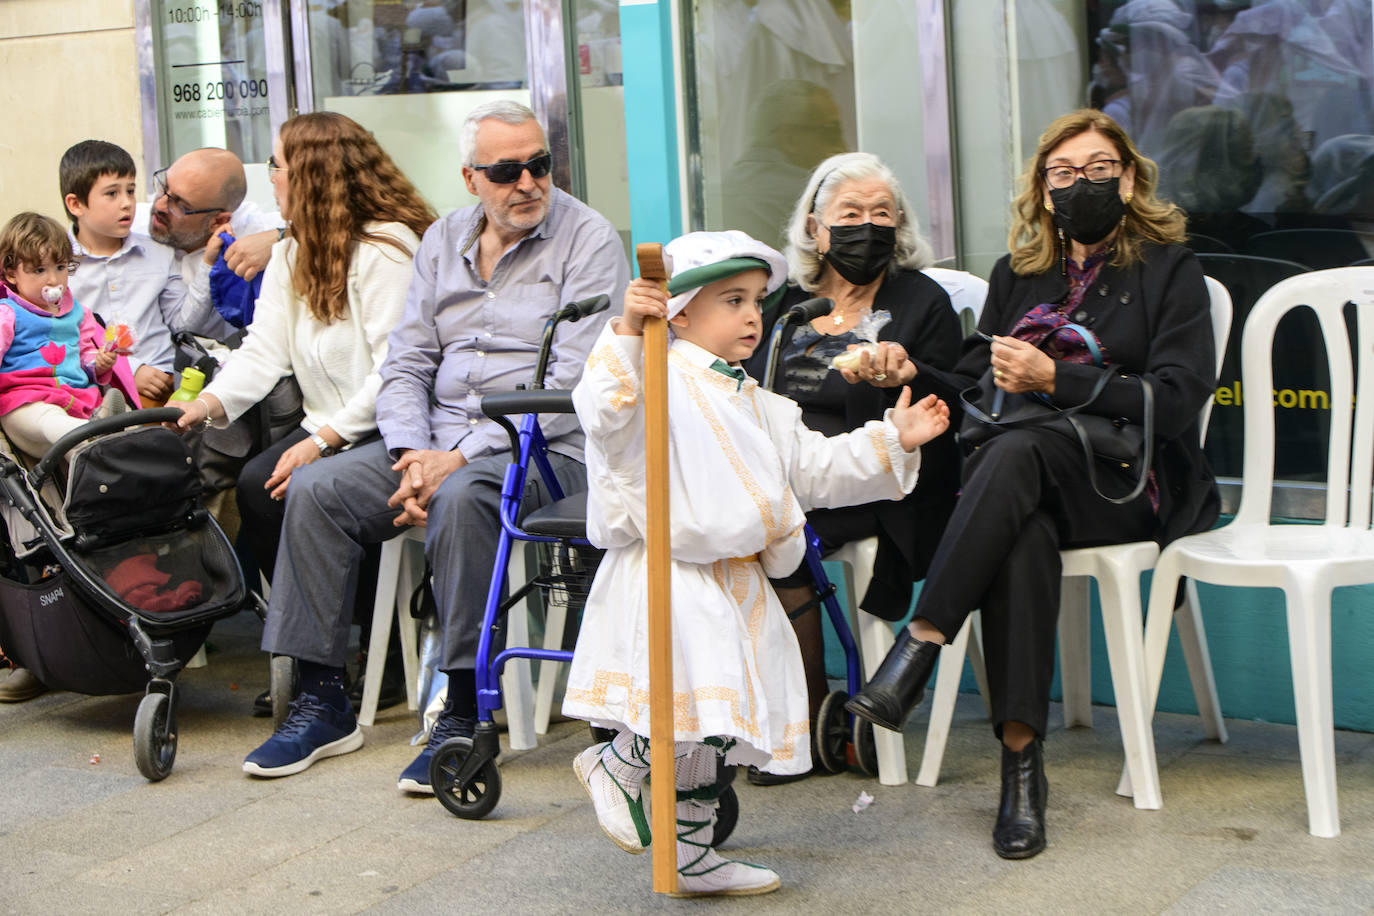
[829,537,908,785]
[923,267,989,336]
[359,528,538,749]
[357,528,425,727]
[916,276,1234,811]
[1141,266,1374,838]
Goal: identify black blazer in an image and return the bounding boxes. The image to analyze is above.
[916,243,1220,544]
[744,268,963,619]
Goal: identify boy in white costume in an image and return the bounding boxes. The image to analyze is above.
[564,230,950,897]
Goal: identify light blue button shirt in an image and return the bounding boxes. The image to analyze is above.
[377,188,629,462]
[68,231,187,373]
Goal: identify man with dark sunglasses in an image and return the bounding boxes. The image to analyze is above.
[241,100,630,788]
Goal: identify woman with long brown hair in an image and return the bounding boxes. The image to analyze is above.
[845,110,1219,859]
[170,112,436,577]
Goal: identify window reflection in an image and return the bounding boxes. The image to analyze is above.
[1085,0,1374,486]
[311,0,527,98]
[688,0,858,250]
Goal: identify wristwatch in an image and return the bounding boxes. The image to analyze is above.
[310,433,337,457]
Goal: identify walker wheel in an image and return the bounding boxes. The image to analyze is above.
[133,692,177,781]
[711,784,739,848]
[269,655,296,729]
[813,690,849,773]
[431,736,502,819]
[852,717,879,777]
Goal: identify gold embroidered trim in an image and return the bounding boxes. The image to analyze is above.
[587,343,637,411]
[868,424,893,474]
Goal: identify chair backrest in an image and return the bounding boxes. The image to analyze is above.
[1233,266,1374,528]
[1199,276,1233,443]
[1244,229,1374,270]
[1187,233,1236,255]
[923,267,990,336]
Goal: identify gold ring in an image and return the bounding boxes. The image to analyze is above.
[994,368,1004,379]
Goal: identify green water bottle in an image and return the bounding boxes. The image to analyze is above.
[167,367,206,403]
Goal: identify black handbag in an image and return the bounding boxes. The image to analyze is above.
[958,328,1155,505]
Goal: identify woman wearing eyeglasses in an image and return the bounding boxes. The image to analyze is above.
[166,112,436,582]
[739,152,962,785]
[846,110,1220,859]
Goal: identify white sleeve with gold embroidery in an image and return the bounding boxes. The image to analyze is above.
[770,394,922,512]
[571,320,647,469]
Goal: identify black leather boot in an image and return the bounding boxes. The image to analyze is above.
[993,739,1048,859]
[843,629,941,731]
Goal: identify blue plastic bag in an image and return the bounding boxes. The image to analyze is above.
[207,232,263,328]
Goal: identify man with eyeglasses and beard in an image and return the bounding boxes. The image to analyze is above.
[147,147,285,348]
[237,100,629,790]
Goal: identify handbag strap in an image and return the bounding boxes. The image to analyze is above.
[1067,374,1156,505]
[962,368,1113,431]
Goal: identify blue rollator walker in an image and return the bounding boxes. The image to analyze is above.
[760,295,881,777]
[426,294,740,838]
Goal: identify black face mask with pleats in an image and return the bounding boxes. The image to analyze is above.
[824,222,896,286]
[1049,177,1126,245]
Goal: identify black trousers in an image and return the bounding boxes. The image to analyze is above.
[236,427,310,582]
[914,429,1156,738]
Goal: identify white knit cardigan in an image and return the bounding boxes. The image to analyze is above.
[206,221,420,443]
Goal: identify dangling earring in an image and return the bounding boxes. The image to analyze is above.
[1057,226,1067,277]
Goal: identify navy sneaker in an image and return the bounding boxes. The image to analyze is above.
[242,693,363,777]
[397,710,477,794]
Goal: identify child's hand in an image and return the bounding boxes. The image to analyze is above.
[891,389,950,452]
[134,365,175,403]
[617,278,668,336]
[93,348,117,373]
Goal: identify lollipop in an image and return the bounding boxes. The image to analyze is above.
[104,323,135,354]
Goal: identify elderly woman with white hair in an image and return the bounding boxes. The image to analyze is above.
[741,152,962,785]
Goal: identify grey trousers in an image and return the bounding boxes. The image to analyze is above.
[260,438,586,672]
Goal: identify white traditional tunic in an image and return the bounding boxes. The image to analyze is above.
[563,322,922,773]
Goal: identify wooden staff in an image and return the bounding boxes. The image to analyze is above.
[636,243,676,894]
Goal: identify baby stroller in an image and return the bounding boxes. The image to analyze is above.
[0,408,264,781]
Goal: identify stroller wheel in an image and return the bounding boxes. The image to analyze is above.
[712,784,740,848]
[430,736,502,819]
[269,655,296,729]
[133,693,177,781]
[851,717,879,777]
[813,690,849,773]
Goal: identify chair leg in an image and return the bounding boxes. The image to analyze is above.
[533,598,569,735]
[395,539,423,713]
[915,614,974,788]
[358,537,404,728]
[1096,567,1162,810]
[1175,579,1227,742]
[1285,582,1339,838]
[854,610,908,786]
[966,613,991,716]
[502,546,537,751]
[1057,576,1093,729]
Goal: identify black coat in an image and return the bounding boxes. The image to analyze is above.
[743,268,964,619]
[917,243,1220,545]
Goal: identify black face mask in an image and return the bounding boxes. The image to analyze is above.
[823,222,896,286]
[1049,177,1126,245]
